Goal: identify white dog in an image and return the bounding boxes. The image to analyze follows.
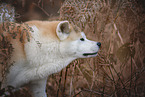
[0,20,101,97]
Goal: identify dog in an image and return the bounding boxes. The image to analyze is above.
[0,20,101,97]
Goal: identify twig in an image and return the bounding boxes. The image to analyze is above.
[82,88,111,97]
[32,3,50,17]
[113,23,124,44]
[63,67,68,95]
[70,61,76,97]
[57,70,63,97]
[76,65,90,88]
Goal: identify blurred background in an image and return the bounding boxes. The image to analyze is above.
[0,0,145,97]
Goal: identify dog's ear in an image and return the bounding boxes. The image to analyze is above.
[56,21,70,40]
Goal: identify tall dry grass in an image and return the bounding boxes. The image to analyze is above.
[46,0,144,97]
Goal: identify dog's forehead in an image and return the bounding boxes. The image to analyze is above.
[67,25,84,40]
[71,25,85,38]
[70,23,81,33]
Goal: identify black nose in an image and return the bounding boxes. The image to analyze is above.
[97,42,101,47]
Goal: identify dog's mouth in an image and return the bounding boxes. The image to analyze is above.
[83,52,98,56]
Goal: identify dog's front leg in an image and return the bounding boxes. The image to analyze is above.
[29,78,47,97]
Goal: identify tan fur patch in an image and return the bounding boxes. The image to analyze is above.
[25,21,60,41]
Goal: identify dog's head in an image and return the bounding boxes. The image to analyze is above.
[56,21,101,58]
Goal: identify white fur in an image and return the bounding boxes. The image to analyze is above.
[2,20,100,97]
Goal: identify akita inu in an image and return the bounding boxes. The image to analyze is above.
[0,20,101,97]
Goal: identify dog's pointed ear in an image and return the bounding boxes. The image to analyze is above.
[56,21,70,40]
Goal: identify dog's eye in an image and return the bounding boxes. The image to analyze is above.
[80,38,85,41]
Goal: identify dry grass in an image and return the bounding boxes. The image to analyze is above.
[0,0,145,97]
[51,0,145,97]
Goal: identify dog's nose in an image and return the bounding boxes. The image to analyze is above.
[97,42,101,47]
